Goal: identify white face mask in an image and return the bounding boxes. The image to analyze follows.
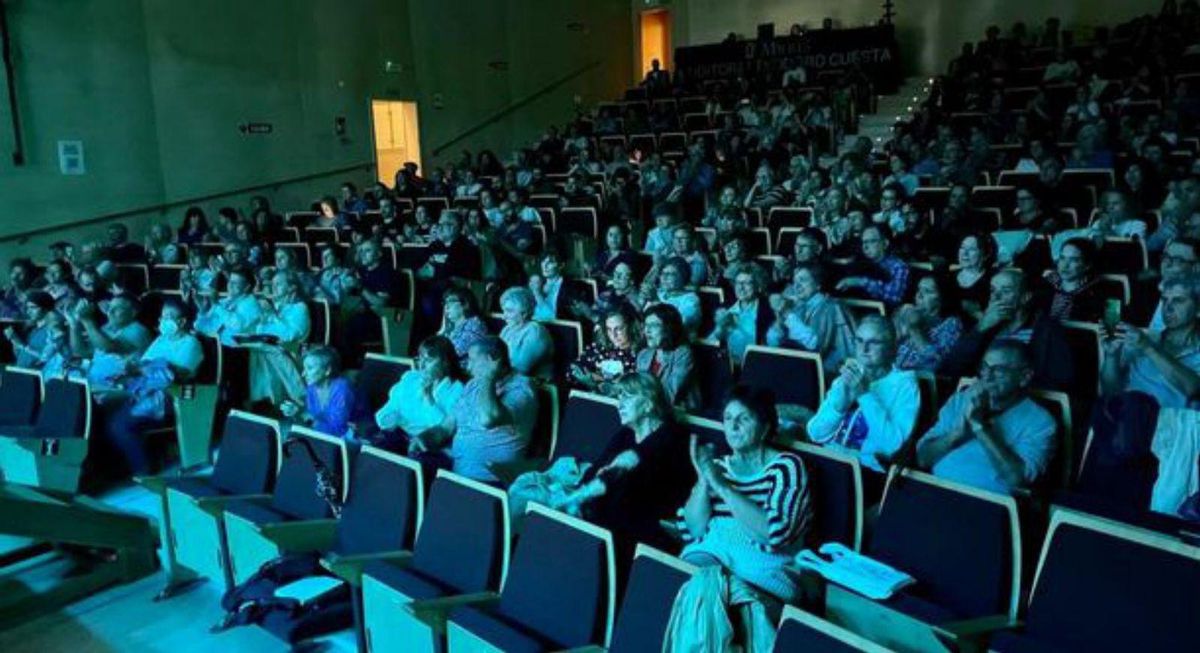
[159,318,179,336]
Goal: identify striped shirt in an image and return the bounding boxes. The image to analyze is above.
[680,451,812,553]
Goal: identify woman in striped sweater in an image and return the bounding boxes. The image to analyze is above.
[679,385,812,602]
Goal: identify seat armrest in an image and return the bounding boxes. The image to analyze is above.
[256,518,339,551]
[488,458,547,485]
[406,591,501,634]
[321,550,413,583]
[932,613,1022,647]
[194,493,271,516]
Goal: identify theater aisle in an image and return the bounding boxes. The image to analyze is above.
[0,483,357,653]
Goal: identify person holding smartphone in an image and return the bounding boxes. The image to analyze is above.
[1102,277,1200,409]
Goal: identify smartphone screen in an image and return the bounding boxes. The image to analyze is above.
[1104,299,1122,329]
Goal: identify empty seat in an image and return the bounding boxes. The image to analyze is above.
[607,546,695,652]
[361,471,510,653]
[149,264,186,291]
[446,504,615,652]
[790,443,863,550]
[741,346,826,411]
[0,366,41,428]
[222,427,349,584]
[557,207,599,239]
[990,510,1200,653]
[772,605,891,652]
[0,375,92,493]
[553,390,622,465]
[825,470,1021,652]
[545,319,584,381]
[693,340,734,418]
[164,411,281,590]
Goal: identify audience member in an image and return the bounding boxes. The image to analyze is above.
[372,336,465,450]
[1103,277,1200,408]
[941,268,1074,390]
[280,346,364,439]
[551,372,692,560]
[766,263,855,371]
[807,315,920,472]
[917,340,1057,495]
[637,303,701,410]
[894,274,965,371]
[409,336,538,483]
[570,306,640,394]
[498,287,554,379]
[679,386,812,603]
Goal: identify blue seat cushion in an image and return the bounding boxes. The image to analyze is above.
[988,631,1069,653]
[883,590,961,625]
[363,562,454,602]
[164,477,224,500]
[449,605,555,653]
[0,425,36,439]
[223,500,290,526]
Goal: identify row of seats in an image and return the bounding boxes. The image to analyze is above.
[141,410,1200,651]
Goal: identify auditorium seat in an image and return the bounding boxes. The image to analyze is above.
[1061,321,1103,398]
[361,471,510,653]
[524,382,560,461]
[990,510,1200,653]
[556,207,599,239]
[445,504,616,652]
[222,427,349,585]
[790,442,864,551]
[248,446,427,647]
[840,298,887,325]
[0,366,41,428]
[1097,237,1148,276]
[149,333,222,471]
[306,299,332,346]
[741,345,826,411]
[149,263,186,291]
[772,605,891,653]
[767,207,813,231]
[321,445,425,584]
[0,374,92,494]
[356,353,413,415]
[696,286,725,336]
[692,339,734,418]
[551,389,621,465]
[605,545,695,652]
[163,411,281,591]
[417,197,449,213]
[824,470,1021,652]
[301,226,340,248]
[544,319,585,381]
[115,263,150,295]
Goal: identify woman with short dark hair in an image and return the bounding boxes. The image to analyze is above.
[679,386,812,602]
[637,303,701,410]
[1043,237,1105,322]
[438,286,489,363]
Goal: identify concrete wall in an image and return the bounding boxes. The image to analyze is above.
[0,0,631,260]
[669,0,1165,76]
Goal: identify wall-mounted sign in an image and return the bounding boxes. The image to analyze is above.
[57,140,85,175]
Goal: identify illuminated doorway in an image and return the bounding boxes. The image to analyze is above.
[640,8,671,78]
[371,100,422,186]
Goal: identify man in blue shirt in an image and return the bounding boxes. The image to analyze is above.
[917,340,1057,495]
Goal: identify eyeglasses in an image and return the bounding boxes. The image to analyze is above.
[980,362,1024,376]
[854,337,891,348]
